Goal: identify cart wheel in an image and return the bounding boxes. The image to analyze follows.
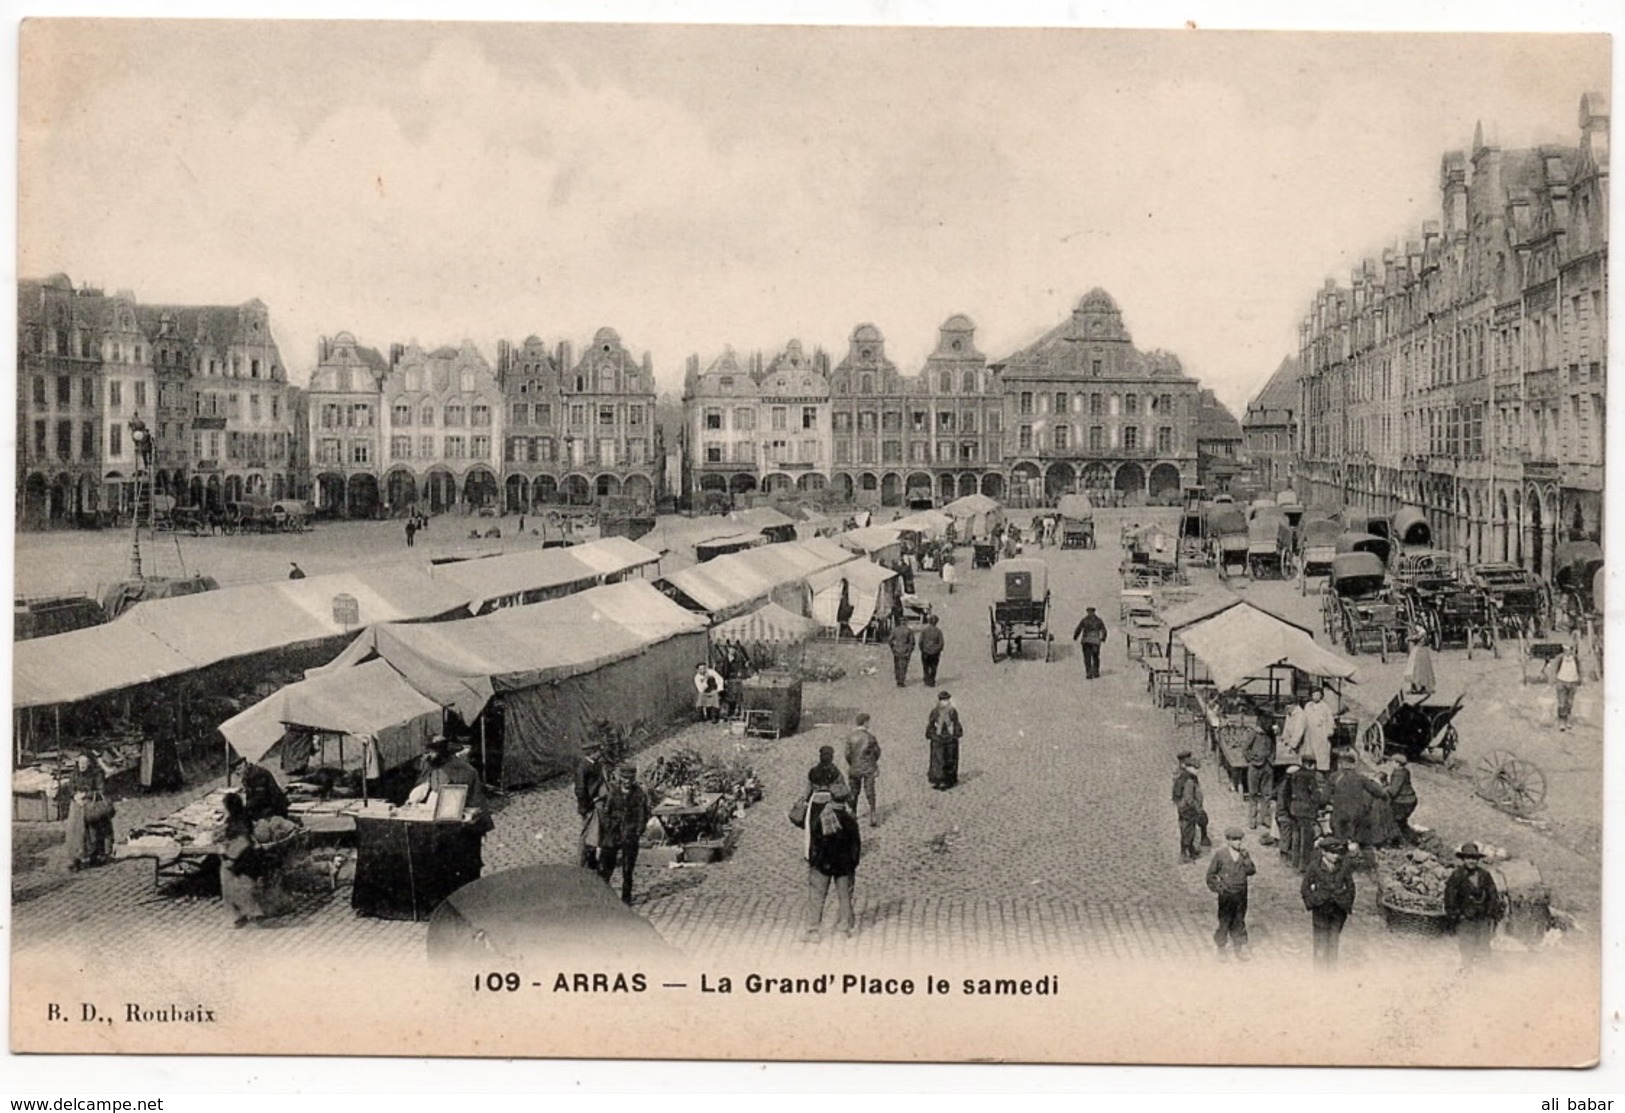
[1440,724,1458,759]
[1360,722,1387,764]
[1426,612,1442,652]
[1473,748,1545,816]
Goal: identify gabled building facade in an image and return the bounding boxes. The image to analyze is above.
[1298,94,1608,578]
[991,290,1201,508]
[1242,355,1302,495]
[683,341,833,503]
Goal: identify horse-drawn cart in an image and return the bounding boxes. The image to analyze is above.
[1358,689,1466,764]
[989,558,1052,662]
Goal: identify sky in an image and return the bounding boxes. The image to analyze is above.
[16,19,1612,418]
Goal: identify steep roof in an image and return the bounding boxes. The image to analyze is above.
[1195,389,1243,442]
[1245,355,1302,419]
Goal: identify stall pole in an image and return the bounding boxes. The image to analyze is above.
[479,718,488,783]
[361,738,370,806]
[55,705,61,746]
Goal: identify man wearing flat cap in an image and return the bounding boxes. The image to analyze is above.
[1205,827,1256,961]
[1279,756,1326,873]
[1171,752,1209,863]
[1300,837,1356,969]
[1444,843,1505,967]
[595,764,652,905]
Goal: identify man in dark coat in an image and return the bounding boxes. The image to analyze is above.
[805,783,862,939]
[1444,843,1505,968]
[574,743,608,868]
[414,735,488,811]
[1385,753,1419,842]
[1072,606,1108,679]
[1301,837,1356,969]
[917,615,946,687]
[1171,751,1210,862]
[1206,826,1257,961]
[926,692,963,790]
[1245,721,1277,843]
[595,764,652,905]
[1279,756,1326,872]
[807,745,844,795]
[888,619,917,687]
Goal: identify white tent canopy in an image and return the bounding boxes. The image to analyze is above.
[1177,602,1359,692]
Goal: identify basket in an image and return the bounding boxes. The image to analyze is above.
[1378,895,1451,936]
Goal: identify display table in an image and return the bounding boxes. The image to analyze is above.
[739,673,802,738]
[351,810,487,921]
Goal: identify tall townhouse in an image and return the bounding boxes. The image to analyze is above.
[556,327,659,505]
[307,332,390,516]
[1298,94,1608,579]
[1242,356,1302,494]
[496,334,567,511]
[682,340,832,502]
[378,341,505,515]
[990,290,1201,508]
[17,275,105,528]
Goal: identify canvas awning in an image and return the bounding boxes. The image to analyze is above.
[1159,590,1246,633]
[13,563,469,709]
[710,603,821,649]
[943,493,1000,517]
[218,658,442,774]
[433,537,660,614]
[659,539,853,618]
[1057,494,1094,521]
[890,510,954,538]
[1177,603,1358,691]
[317,579,709,724]
[808,558,899,634]
[837,525,904,555]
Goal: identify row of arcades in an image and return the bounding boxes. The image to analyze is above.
[692,458,1192,508]
[18,468,296,526]
[1302,462,1601,582]
[311,466,658,518]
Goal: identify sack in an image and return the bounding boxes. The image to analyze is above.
[82,794,116,826]
[788,798,809,829]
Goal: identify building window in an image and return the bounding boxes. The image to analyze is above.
[569,404,587,427]
[1089,426,1104,452]
[802,407,818,430]
[1157,426,1174,453]
[939,371,953,393]
[1124,426,1140,450]
[1091,359,1102,376]
[858,411,878,434]
[1160,394,1173,416]
[937,411,954,433]
[833,412,853,433]
[472,435,491,460]
[33,377,46,406]
[351,441,370,465]
[835,442,851,464]
[535,403,552,427]
[627,439,646,464]
[419,435,435,459]
[56,421,72,459]
[629,406,644,426]
[228,393,241,420]
[32,420,46,457]
[705,443,724,463]
[319,439,342,465]
[960,412,976,433]
[987,411,1002,433]
[1018,425,1033,452]
[81,422,95,458]
[772,407,788,431]
[962,370,977,393]
[472,404,491,426]
[250,395,262,422]
[960,442,978,463]
[109,381,122,409]
[1053,425,1069,451]
[733,407,754,432]
[1125,394,1139,416]
[1055,392,1068,416]
[445,436,466,459]
[936,441,953,463]
[511,403,528,426]
[911,441,929,463]
[109,424,123,456]
[445,405,466,426]
[883,440,902,463]
[1020,392,1034,416]
[705,408,723,431]
[860,374,874,394]
[392,436,412,459]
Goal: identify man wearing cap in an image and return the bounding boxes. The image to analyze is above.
[1279,756,1326,872]
[917,615,946,688]
[411,735,488,811]
[595,764,652,905]
[844,714,882,827]
[1444,843,1505,967]
[926,691,964,790]
[888,618,917,688]
[805,782,862,940]
[1072,606,1108,680]
[1205,827,1256,961]
[574,742,608,869]
[1171,752,1210,863]
[1300,837,1357,969]
[1245,718,1277,843]
[807,745,844,796]
[1385,753,1419,843]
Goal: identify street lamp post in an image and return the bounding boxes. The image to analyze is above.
[128,414,152,580]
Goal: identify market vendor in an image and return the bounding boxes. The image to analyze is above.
[1327,752,1400,851]
[409,735,488,812]
[64,751,114,871]
[240,762,290,822]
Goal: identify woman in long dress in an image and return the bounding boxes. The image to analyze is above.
[926,692,964,790]
[1404,628,1436,696]
[63,752,113,870]
[219,793,266,927]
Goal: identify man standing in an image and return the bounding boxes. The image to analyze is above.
[888,619,917,688]
[1280,756,1325,872]
[1385,752,1418,843]
[1072,606,1108,680]
[1172,751,1209,863]
[805,783,862,940]
[574,742,607,869]
[807,745,844,795]
[1245,720,1277,844]
[1303,688,1336,773]
[918,615,946,687]
[844,714,882,826]
[1443,843,1505,968]
[595,764,652,905]
[925,691,963,790]
[1205,827,1256,961]
[1279,694,1309,766]
[1553,642,1582,731]
[405,518,417,547]
[1301,837,1356,969]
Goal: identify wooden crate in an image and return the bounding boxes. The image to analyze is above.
[13,790,68,822]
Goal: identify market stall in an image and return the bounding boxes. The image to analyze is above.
[656,539,854,622]
[431,536,660,615]
[218,658,445,798]
[835,525,905,565]
[315,580,709,789]
[942,493,1004,542]
[807,559,900,640]
[640,747,763,864]
[350,798,489,921]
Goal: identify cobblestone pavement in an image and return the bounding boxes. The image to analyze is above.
[11,508,1602,971]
